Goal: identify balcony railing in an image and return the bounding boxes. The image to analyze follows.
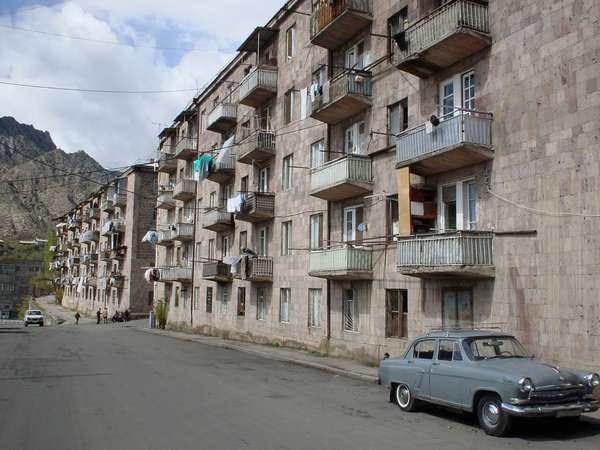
[158,152,177,172]
[310,154,372,201]
[236,192,275,223]
[157,229,175,246]
[156,190,176,209]
[238,66,278,108]
[202,262,232,282]
[206,103,238,133]
[80,230,99,244]
[396,112,493,175]
[202,208,233,232]
[159,265,193,282]
[310,0,373,49]
[396,231,494,278]
[109,247,127,260]
[173,178,197,201]
[244,256,273,282]
[206,150,236,184]
[113,192,127,207]
[172,222,194,241]
[82,208,100,222]
[174,137,198,160]
[101,199,114,212]
[311,70,372,124]
[393,0,491,78]
[308,247,373,280]
[238,130,276,165]
[81,254,98,264]
[109,274,125,289]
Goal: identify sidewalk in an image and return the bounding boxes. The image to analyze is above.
[137,327,379,383]
[36,295,95,325]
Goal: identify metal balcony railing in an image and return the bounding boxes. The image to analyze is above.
[174,137,198,159]
[311,70,372,124]
[159,265,193,282]
[172,222,194,241]
[80,230,99,243]
[202,208,233,231]
[310,0,373,48]
[158,152,177,172]
[308,246,372,279]
[310,154,372,201]
[113,192,127,207]
[238,66,278,108]
[236,192,275,222]
[156,190,176,209]
[238,130,276,165]
[202,262,232,281]
[206,103,238,133]
[245,256,273,282]
[157,229,175,246]
[173,178,197,201]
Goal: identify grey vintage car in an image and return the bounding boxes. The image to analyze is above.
[378,330,600,436]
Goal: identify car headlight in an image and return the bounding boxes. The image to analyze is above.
[586,373,600,388]
[519,377,534,394]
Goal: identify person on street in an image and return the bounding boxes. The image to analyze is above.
[96,309,101,325]
[75,311,81,325]
[103,307,108,324]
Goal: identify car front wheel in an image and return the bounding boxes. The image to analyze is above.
[477,394,512,436]
[394,383,418,412]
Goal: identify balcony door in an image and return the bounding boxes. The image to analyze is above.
[438,180,477,231]
[343,206,364,243]
[439,70,475,117]
[344,121,366,154]
[442,288,473,328]
[345,41,365,70]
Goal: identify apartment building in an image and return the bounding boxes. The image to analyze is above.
[154,0,600,370]
[54,165,156,315]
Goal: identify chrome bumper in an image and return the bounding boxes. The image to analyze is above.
[502,400,599,417]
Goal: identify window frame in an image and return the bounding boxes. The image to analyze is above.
[281,221,292,256]
[385,289,408,339]
[308,288,322,328]
[279,288,291,323]
[342,288,359,332]
[282,154,293,190]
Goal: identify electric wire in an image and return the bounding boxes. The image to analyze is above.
[0,80,199,94]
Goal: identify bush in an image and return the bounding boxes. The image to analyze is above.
[154,299,168,329]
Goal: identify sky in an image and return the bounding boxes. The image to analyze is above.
[0,0,283,168]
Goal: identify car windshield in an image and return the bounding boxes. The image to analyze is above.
[463,336,529,360]
[28,311,42,316]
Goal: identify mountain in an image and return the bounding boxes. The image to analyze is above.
[0,116,114,239]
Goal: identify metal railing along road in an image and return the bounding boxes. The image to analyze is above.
[310,0,372,38]
[311,154,372,191]
[308,246,373,273]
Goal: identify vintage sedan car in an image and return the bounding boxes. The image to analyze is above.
[379,330,600,436]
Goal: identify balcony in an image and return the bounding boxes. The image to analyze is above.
[80,230,99,244]
[81,254,98,264]
[310,0,373,49]
[238,66,278,108]
[202,262,232,282]
[237,131,276,165]
[174,137,198,160]
[109,247,127,260]
[113,192,127,208]
[157,152,177,173]
[396,112,493,175]
[393,0,491,78]
[308,247,373,280]
[236,192,275,223]
[172,222,194,241]
[311,71,372,124]
[68,256,80,267]
[99,249,111,260]
[396,231,494,278]
[206,103,237,133]
[156,190,176,210]
[310,154,372,201]
[243,257,273,282]
[206,151,236,184]
[159,265,193,282]
[109,274,125,289]
[173,178,196,201]
[101,199,114,213]
[202,208,233,232]
[157,229,175,246]
[82,208,100,223]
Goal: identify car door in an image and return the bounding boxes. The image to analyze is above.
[409,339,436,399]
[429,339,469,407]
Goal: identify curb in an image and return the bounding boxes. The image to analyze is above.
[135,327,379,384]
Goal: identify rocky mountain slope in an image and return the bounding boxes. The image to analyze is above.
[0,116,113,239]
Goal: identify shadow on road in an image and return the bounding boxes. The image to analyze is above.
[0,329,29,334]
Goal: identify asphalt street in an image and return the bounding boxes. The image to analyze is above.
[1,322,599,450]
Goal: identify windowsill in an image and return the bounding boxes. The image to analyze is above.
[280,321,290,325]
[385,336,409,341]
[343,330,360,335]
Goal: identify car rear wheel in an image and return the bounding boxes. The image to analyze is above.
[394,383,418,412]
[477,394,512,436]
[24,323,28,327]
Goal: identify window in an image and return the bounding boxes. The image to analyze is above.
[413,340,435,359]
[442,288,473,328]
[286,24,296,60]
[206,287,213,313]
[345,41,365,70]
[308,289,322,328]
[237,287,246,317]
[258,167,269,192]
[441,79,455,116]
[194,287,200,310]
[438,340,463,361]
[343,289,359,332]
[209,191,217,208]
[221,235,231,259]
[439,180,477,231]
[439,70,475,117]
[462,71,475,111]
[220,284,230,313]
[310,139,325,169]
[208,239,215,260]
[385,289,408,338]
[280,288,290,323]
[344,121,366,154]
[388,8,408,54]
[257,226,268,256]
[256,287,267,320]
[309,214,323,250]
[466,181,477,230]
[386,196,399,240]
[282,154,293,190]
[284,89,295,124]
[281,221,292,256]
[174,286,179,307]
[240,176,248,194]
[312,66,326,87]
[343,206,364,242]
[387,99,408,146]
[239,231,247,253]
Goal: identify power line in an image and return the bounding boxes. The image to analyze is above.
[0,80,198,94]
[0,165,131,184]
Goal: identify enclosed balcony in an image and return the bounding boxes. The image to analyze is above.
[99,249,111,260]
[238,66,278,108]
[243,256,273,282]
[202,208,233,232]
[156,229,175,246]
[396,112,493,175]
[202,262,232,282]
[308,247,373,280]
[174,137,198,160]
[310,154,372,201]
[113,192,127,208]
[393,0,491,78]
[157,152,177,172]
[159,265,193,282]
[109,274,125,289]
[310,0,373,49]
[81,254,98,264]
[206,103,238,133]
[101,219,125,236]
[237,131,276,165]
[311,71,372,124]
[396,231,494,278]
[236,192,275,223]
[206,151,236,184]
[173,178,196,201]
[80,230,99,244]
[156,190,176,209]
[172,222,194,241]
[101,198,114,213]
[82,208,100,223]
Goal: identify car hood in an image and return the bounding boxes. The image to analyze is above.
[477,359,581,387]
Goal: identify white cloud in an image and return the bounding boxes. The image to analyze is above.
[0,0,282,167]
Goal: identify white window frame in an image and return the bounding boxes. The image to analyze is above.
[309,214,322,250]
[256,287,267,321]
[439,69,475,118]
[344,121,366,154]
[258,167,269,193]
[343,206,359,242]
[221,235,231,259]
[343,288,359,332]
[258,226,268,256]
[437,178,477,231]
[208,239,215,260]
[281,221,292,256]
[308,288,322,328]
[286,25,296,60]
[310,139,325,169]
[279,288,290,323]
[282,154,293,190]
[345,40,365,70]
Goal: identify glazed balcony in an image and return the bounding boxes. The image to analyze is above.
[159,265,193,282]
[396,231,494,278]
[174,137,198,160]
[157,152,177,173]
[393,0,491,78]
[243,256,273,282]
[311,71,372,124]
[206,103,238,133]
[238,66,278,108]
[206,151,236,184]
[237,131,276,165]
[236,192,275,223]
[202,262,232,282]
[308,247,373,280]
[113,192,127,208]
[396,112,493,175]
[156,229,175,246]
[172,222,194,241]
[310,0,373,49]
[173,178,197,201]
[80,230,99,244]
[202,208,233,232]
[156,190,176,210]
[310,154,372,201]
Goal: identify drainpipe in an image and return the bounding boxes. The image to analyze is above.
[190,105,200,328]
[326,103,332,346]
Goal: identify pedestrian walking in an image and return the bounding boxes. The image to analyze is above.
[75,312,81,325]
[96,309,101,325]
[103,307,108,324]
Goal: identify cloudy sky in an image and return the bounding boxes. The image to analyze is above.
[0,0,282,168]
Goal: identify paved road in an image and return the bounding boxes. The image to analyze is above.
[1,324,599,450]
